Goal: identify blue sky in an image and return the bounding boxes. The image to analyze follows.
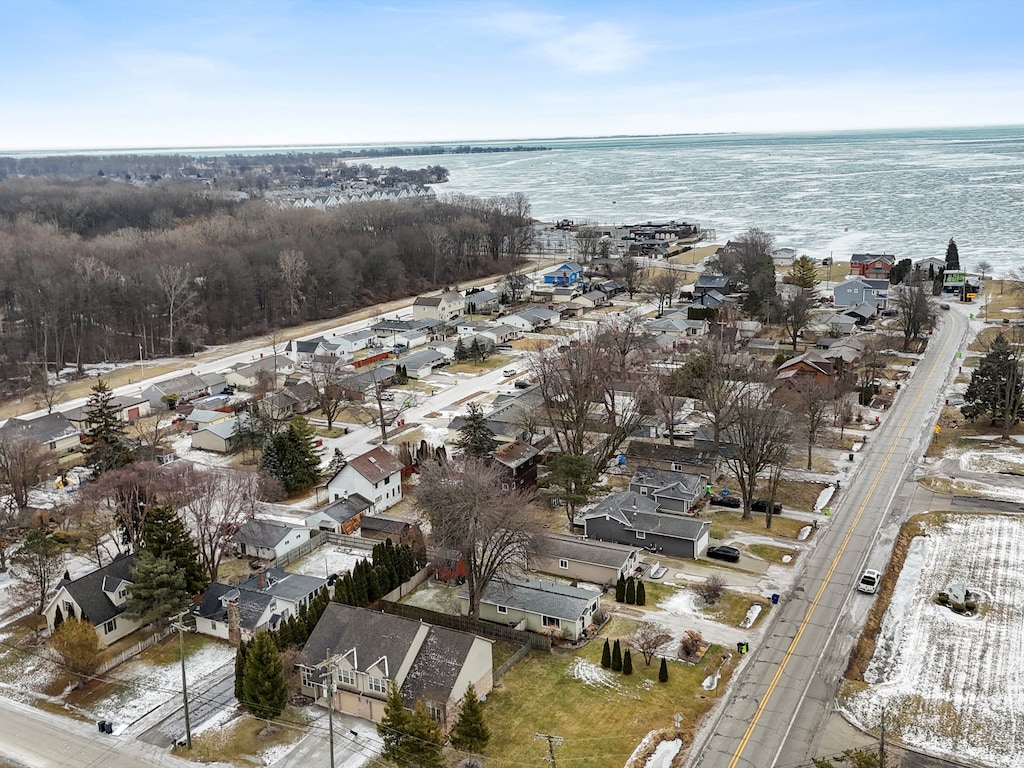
[3,0,1023,150]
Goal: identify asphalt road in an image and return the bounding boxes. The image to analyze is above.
[688,309,970,768]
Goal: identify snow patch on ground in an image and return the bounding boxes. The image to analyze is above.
[959,449,1024,474]
[645,738,682,768]
[567,658,618,690]
[287,545,369,579]
[843,515,1024,766]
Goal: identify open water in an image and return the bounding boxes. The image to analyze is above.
[419,126,1024,274]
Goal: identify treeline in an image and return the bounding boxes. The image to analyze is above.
[0,179,534,394]
[0,142,547,182]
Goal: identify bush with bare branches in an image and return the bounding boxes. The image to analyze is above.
[694,575,726,605]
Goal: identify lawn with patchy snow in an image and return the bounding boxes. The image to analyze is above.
[842,514,1024,766]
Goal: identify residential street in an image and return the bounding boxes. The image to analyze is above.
[688,308,970,768]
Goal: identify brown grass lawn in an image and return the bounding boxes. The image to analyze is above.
[982,280,1024,319]
[747,543,799,565]
[173,708,312,765]
[924,405,1024,458]
[481,634,734,767]
[446,354,515,375]
[707,510,811,541]
[701,591,772,628]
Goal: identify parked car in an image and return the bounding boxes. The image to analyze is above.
[710,494,741,508]
[940,303,951,310]
[707,545,741,563]
[861,324,876,332]
[503,368,517,377]
[514,379,532,389]
[379,390,395,401]
[880,308,898,317]
[751,498,783,514]
[497,343,514,350]
[858,568,881,594]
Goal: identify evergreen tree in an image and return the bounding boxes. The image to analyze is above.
[788,255,820,289]
[141,504,208,594]
[600,638,611,668]
[625,576,636,605]
[622,649,633,675]
[53,604,65,629]
[234,639,248,702]
[333,578,350,605]
[961,333,1024,439]
[278,616,295,648]
[366,568,382,603]
[404,700,445,768]
[83,378,133,476]
[378,683,410,764]
[658,656,668,683]
[544,453,599,525]
[468,338,483,362]
[125,551,190,626]
[615,575,626,603]
[636,580,646,606]
[449,683,490,753]
[242,631,287,719]
[454,337,469,361]
[259,417,321,494]
[945,237,961,271]
[456,403,498,457]
[611,639,622,671]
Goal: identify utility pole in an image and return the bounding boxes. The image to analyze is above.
[534,732,563,768]
[326,648,336,768]
[879,704,887,768]
[172,611,193,749]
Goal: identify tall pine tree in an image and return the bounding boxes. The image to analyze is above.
[945,237,961,271]
[449,683,489,753]
[404,701,444,768]
[378,683,410,764]
[124,550,190,626]
[84,378,133,476]
[242,631,287,719]
[611,639,622,672]
[259,417,321,494]
[455,402,497,457]
[141,504,208,594]
[234,639,248,702]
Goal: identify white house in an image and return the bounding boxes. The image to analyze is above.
[44,554,145,647]
[0,413,81,453]
[334,329,377,354]
[412,291,465,323]
[232,519,312,562]
[141,373,212,409]
[503,306,561,332]
[326,446,404,512]
[191,417,240,453]
[223,356,295,390]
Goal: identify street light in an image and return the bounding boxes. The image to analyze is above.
[139,344,144,377]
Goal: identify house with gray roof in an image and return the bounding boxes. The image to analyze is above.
[694,274,735,295]
[298,603,493,732]
[832,276,889,309]
[464,289,500,314]
[232,520,313,562]
[581,493,711,559]
[44,553,143,647]
[529,534,641,586]
[0,412,81,453]
[412,290,465,323]
[194,567,327,643]
[141,373,212,409]
[648,314,709,337]
[304,493,373,535]
[503,306,560,332]
[190,416,241,453]
[334,328,378,354]
[459,576,602,641]
[64,395,151,430]
[629,466,709,515]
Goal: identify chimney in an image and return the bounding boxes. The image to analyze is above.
[258,569,266,589]
[226,598,241,646]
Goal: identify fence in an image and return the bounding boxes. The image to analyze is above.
[322,531,378,552]
[493,641,532,682]
[273,530,328,569]
[96,625,175,675]
[378,600,551,651]
[379,566,433,602]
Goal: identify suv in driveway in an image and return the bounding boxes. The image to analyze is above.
[858,569,881,594]
[710,494,741,508]
[751,498,783,514]
[707,545,741,563]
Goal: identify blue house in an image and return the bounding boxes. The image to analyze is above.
[832,277,889,309]
[544,262,584,286]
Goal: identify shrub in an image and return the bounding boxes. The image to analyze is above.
[659,657,668,683]
[622,649,633,675]
[601,639,611,668]
[611,639,622,671]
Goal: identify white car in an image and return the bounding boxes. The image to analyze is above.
[503,368,517,377]
[858,569,881,594]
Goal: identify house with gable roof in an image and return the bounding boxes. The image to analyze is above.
[194,567,327,643]
[0,412,81,453]
[142,373,213,409]
[232,519,313,562]
[44,553,143,647]
[833,276,889,309]
[458,576,602,641]
[298,603,493,731]
[850,253,895,279]
[775,350,835,383]
[628,466,709,515]
[529,534,641,586]
[326,445,404,512]
[489,439,540,490]
[304,494,374,535]
[581,491,711,559]
[544,262,584,286]
[412,291,465,323]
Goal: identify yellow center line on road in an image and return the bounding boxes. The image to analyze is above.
[726,326,958,768]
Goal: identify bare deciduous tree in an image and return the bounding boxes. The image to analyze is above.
[647,269,681,316]
[720,387,793,520]
[626,622,673,666]
[781,377,842,470]
[278,249,308,317]
[154,264,197,357]
[617,254,646,299]
[172,464,263,582]
[0,434,54,513]
[894,281,936,350]
[573,223,602,264]
[416,457,540,619]
[778,289,817,350]
[308,361,350,431]
[693,575,726,605]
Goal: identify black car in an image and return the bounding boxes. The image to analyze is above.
[710,494,742,508]
[751,498,783,514]
[707,545,741,563]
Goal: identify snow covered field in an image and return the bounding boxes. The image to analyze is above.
[842,514,1024,766]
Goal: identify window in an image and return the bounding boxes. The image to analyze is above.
[103,618,117,634]
[301,666,317,688]
[639,487,648,496]
[63,601,74,616]
[385,475,390,485]
[542,616,560,628]
[210,620,217,631]
[635,531,646,540]
[368,676,387,694]
[496,605,508,615]
[558,559,569,570]
[672,463,684,472]
[501,483,509,491]
[425,700,445,723]
[118,588,128,600]
[338,668,356,686]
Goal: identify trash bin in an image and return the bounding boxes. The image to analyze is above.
[98,720,108,733]
[848,452,854,461]
[103,721,113,734]
[771,594,780,605]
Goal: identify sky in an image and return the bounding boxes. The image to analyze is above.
[3,0,1024,151]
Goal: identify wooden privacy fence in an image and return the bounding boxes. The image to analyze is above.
[378,600,552,652]
[96,625,175,675]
